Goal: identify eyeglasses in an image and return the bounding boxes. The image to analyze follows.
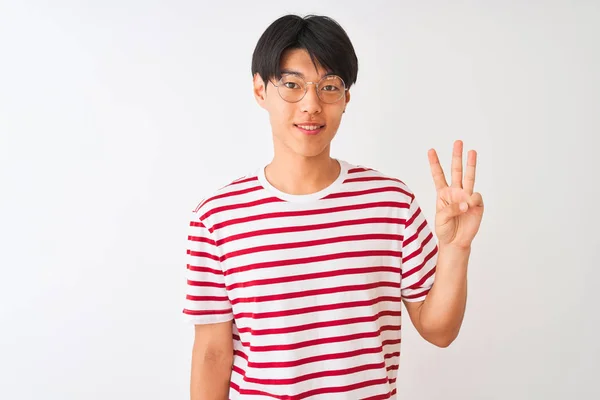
[271,74,347,104]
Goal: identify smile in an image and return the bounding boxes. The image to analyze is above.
[294,124,325,135]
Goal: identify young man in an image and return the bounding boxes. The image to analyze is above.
[183,14,484,400]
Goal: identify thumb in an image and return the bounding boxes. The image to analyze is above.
[438,201,469,224]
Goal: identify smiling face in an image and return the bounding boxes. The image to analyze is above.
[253,48,351,159]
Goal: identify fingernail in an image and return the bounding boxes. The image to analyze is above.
[460,202,468,211]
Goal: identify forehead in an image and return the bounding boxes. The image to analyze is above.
[280,48,331,78]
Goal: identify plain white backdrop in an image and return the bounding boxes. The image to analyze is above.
[1,1,599,399]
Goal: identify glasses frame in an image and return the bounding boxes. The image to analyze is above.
[271,74,348,104]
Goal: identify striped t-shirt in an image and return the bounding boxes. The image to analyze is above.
[182,159,438,399]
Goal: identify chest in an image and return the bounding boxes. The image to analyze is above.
[216,208,405,321]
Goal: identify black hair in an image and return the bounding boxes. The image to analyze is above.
[251,14,359,89]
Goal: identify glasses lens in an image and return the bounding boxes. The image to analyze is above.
[277,75,306,102]
[318,75,345,103]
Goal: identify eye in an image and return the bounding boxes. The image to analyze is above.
[321,85,340,92]
[284,81,301,89]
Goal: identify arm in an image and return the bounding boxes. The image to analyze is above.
[191,321,234,400]
[403,244,470,347]
[183,209,235,399]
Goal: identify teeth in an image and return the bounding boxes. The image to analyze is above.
[298,125,321,130]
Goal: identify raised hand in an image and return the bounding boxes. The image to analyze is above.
[428,140,484,249]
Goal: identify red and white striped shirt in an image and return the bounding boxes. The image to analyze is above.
[183,159,438,399]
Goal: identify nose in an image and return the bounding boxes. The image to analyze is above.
[299,83,322,114]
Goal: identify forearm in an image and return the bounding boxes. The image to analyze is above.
[190,350,232,400]
[417,244,470,346]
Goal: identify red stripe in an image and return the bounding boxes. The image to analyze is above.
[382,338,401,346]
[229,176,259,186]
[348,167,374,173]
[296,378,391,399]
[225,249,402,277]
[182,308,232,316]
[197,185,263,208]
[186,279,225,288]
[230,379,392,400]
[201,196,283,220]
[217,217,404,246]
[226,265,400,291]
[363,392,392,400]
[233,349,248,360]
[239,325,400,352]
[186,295,229,302]
[189,220,206,228]
[403,287,432,300]
[187,249,219,262]
[234,295,401,320]
[221,233,403,261]
[230,281,400,305]
[344,176,404,185]
[236,310,401,336]
[241,345,384,368]
[324,186,412,200]
[188,235,216,246]
[186,265,222,275]
[211,201,409,232]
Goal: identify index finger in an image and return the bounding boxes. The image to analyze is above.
[428,148,448,191]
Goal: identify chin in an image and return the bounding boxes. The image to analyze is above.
[288,142,330,158]
[273,127,336,158]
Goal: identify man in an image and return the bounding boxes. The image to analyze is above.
[183,14,484,400]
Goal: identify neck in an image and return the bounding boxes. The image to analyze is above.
[265,148,341,196]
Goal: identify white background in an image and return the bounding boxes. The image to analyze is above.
[1,1,599,399]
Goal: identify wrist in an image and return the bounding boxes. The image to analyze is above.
[437,244,471,269]
[439,243,471,254]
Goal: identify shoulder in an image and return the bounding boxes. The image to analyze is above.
[343,160,416,203]
[190,168,262,223]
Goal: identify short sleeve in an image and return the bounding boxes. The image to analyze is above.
[400,195,438,302]
[182,211,234,324]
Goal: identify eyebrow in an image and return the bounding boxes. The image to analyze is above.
[280,69,336,79]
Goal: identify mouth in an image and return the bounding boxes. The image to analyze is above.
[294,123,325,135]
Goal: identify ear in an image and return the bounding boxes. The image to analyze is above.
[343,89,351,113]
[253,73,267,109]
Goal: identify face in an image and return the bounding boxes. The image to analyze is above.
[253,48,351,159]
